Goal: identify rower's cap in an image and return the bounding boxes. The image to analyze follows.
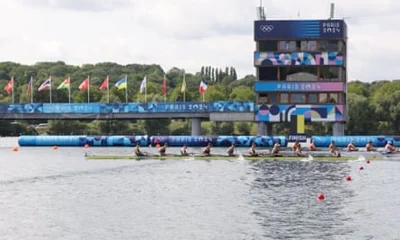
[389,141,393,144]
[368,140,372,143]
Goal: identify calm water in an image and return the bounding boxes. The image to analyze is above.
[1,144,400,240]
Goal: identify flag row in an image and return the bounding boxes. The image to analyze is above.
[3,75,209,96]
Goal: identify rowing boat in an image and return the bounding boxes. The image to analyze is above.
[85,154,383,161]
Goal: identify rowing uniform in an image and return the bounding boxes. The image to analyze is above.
[385,144,396,153]
[347,143,357,151]
[365,143,374,151]
[159,147,167,156]
[181,147,188,156]
[135,148,144,156]
[271,143,280,154]
[203,147,211,156]
[227,146,235,156]
[248,147,257,157]
[309,144,316,151]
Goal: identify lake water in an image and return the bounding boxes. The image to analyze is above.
[1,143,400,239]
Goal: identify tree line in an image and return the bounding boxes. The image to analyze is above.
[0,61,398,136]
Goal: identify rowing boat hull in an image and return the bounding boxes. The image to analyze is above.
[85,154,383,161]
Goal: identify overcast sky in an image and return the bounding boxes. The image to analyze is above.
[0,0,399,82]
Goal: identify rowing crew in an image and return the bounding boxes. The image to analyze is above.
[135,139,293,157]
[134,140,398,157]
[134,143,216,157]
[345,140,397,153]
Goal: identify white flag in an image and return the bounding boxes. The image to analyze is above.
[140,76,147,93]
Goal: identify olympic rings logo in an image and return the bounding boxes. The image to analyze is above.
[260,25,274,32]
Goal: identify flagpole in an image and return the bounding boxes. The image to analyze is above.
[68,77,71,104]
[107,75,110,103]
[88,75,90,103]
[145,81,147,103]
[11,77,14,104]
[202,93,205,102]
[125,74,128,103]
[50,77,52,103]
[183,73,186,102]
[30,76,33,104]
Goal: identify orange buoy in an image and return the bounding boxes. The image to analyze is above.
[53,146,58,150]
[366,160,371,164]
[359,166,364,171]
[345,176,352,181]
[12,146,19,152]
[84,144,89,149]
[317,193,325,200]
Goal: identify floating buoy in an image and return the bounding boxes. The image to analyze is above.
[345,176,352,181]
[53,146,58,150]
[156,144,160,148]
[317,193,325,200]
[359,166,364,171]
[12,146,19,152]
[366,160,371,164]
[84,144,89,149]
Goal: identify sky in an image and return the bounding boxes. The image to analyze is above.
[0,0,399,82]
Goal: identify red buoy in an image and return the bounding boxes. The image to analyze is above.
[366,160,371,164]
[84,144,89,149]
[345,176,352,181]
[317,193,325,200]
[359,166,364,171]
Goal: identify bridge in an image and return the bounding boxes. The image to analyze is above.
[0,101,345,135]
[0,101,255,135]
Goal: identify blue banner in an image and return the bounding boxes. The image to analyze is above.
[254,20,345,40]
[0,101,255,114]
[255,82,344,92]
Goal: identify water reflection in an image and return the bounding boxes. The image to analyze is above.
[248,160,356,239]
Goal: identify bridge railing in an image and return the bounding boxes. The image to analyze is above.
[0,101,255,114]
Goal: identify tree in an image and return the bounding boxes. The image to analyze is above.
[200,85,226,101]
[346,93,376,135]
[229,86,256,101]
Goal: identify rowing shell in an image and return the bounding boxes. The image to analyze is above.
[85,154,383,161]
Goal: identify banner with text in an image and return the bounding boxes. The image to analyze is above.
[255,82,344,92]
[254,20,345,40]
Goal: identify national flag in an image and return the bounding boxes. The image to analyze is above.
[57,77,70,90]
[79,77,89,90]
[38,77,51,91]
[181,75,186,93]
[26,76,33,95]
[4,77,14,95]
[199,79,208,94]
[99,76,109,91]
[115,77,127,90]
[140,76,147,93]
[162,75,167,95]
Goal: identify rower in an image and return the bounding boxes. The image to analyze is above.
[271,140,281,155]
[202,143,212,156]
[158,143,168,156]
[227,143,236,157]
[248,142,258,157]
[309,140,316,151]
[365,140,376,152]
[181,144,189,156]
[292,140,304,157]
[329,140,340,157]
[347,141,358,151]
[385,141,397,153]
[134,144,145,156]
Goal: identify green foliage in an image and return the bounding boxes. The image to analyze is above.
[1,61,400,136]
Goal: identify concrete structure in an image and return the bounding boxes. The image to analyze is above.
[253,4,348,136]
[0,101,255,136]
